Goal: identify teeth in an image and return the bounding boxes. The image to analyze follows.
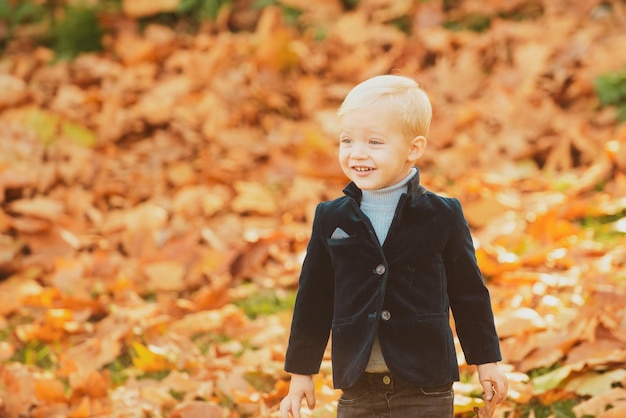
[354,167,372,172]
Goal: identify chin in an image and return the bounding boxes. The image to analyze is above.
[355,182,377,190]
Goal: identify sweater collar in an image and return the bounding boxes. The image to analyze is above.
[343,166,427,203]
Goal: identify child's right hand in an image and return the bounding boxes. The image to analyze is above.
[279,374,316,418]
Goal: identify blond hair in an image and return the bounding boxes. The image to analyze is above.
[337,75,432,138]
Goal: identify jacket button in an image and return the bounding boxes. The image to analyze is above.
[381,310,391,321]
[375,264,386,275]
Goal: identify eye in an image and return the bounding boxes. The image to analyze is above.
[340,137,352,144]
[369,138,383,145]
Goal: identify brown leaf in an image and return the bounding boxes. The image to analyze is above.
[0,275,43,316]
[473,381,497,418]
[1,364,37,417]
[0,74,29,110]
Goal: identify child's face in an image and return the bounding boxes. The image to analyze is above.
[338,102,426,190]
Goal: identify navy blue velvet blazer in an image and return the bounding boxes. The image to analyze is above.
[284,169,502,389]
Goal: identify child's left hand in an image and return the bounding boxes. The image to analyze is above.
[477,362,508,403]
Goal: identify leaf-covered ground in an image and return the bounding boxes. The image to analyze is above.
[1,0,626,417]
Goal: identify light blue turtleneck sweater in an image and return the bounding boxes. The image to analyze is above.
[361,167,417,244]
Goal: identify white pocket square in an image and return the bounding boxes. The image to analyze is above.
[331,227,350,239]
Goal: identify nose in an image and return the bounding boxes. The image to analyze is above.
[350,142,368,159]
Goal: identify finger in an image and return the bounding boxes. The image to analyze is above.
[497,381,509,403]
[279,399,290,418]
[291,399,302,418]
[481,380,495,401]
[305,391,316,410]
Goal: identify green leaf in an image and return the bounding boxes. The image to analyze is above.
[52,5,104,60]
[552,399,577,418]
[252,0,276,9]
[24,109,97,147]
[531,365,573,395]
[617,104,626,122]
[595,69,626,106]
[26,109,60,145]
[61,121,97,147]
[11,0,46,26]
[10,340,57,370]
[177,0,200,13]
[0,0,11,20]
[198,0,228,20]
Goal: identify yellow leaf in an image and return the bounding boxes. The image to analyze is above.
[131,341,173,373]
[22,109,96,147]
[453,394,486,414]
[25,109,59,144]
[61,121,97,148]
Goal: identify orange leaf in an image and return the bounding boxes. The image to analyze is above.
[68,397,91,418]
[45,308,73,329]
[34,377,67,403]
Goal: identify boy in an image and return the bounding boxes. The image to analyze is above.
[280,75,508,418]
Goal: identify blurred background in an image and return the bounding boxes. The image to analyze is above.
[1,0,626,417]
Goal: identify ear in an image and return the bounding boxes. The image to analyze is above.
[408,135,427,163]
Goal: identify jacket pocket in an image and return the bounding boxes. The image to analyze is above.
[327,235,359,246]
[332,315,354,327]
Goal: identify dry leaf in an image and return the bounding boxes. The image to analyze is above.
[122,0,179,17]
[131,341,174,373]
[231,181,277,215]
[142,260,186,292]
[0,74,29,109]
[169,401,224,418]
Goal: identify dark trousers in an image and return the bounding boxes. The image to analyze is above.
[337,373,454,418]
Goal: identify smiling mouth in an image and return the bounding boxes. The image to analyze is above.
[353,167,374,172]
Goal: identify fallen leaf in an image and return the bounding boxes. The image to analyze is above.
[34,377,67,403]
[231,181,278,215]
[131,341,174,373]
[169,401,224,418]
[0,74,29,109]
[142,260,186,292]
[122,0,180,17]
[473,389,496,418]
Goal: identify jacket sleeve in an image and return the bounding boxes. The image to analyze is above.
[284,203,335,375]
[444,198,502,365]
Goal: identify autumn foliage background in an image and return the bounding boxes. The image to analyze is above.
[1,0,626,417]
